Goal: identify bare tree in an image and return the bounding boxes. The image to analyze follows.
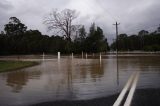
[44,9,78,41]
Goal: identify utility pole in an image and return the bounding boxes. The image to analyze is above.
[113,22,120,86]
[113,22,120,54]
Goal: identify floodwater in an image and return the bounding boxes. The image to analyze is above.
[0,54,160,106]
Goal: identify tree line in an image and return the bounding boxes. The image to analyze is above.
[111,29,160,51]
[0,9,160,55]
[0,15,109,55]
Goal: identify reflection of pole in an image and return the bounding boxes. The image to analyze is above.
[86,53,88,59]
[58,59,60,71]
[116,54,119,85]
[113,22,120,86]
[43,52,45,61]
[72,53,73,59]
[67,59,73,96]
[100,52,102,64]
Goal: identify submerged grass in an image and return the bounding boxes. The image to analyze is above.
[0,60,39,73]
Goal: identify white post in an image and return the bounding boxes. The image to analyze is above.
[43,52,45,61]
[100,52,102,62]
[82,51,83,59]
[86,53,87,59]
[58,52,60,60]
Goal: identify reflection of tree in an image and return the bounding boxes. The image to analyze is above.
[79,66,87,79]
[43,59,105,99]
[90,61,104,79]
[65,59,74,97]
[138,56,160,71]
[117,56,160,72]
[44,59,75,99]
[6,69,41,93]
[7,71,29,93]
[79,60,105,81]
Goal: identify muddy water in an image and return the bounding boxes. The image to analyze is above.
[0,55,160,106]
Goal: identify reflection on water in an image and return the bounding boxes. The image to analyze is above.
[0,55,160,106]
[6,69,42,93]
[7,71,29,93]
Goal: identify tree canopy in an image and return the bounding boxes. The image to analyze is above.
[44,9,78,42]
[4,17,27,36]
[0,15,109,55]
[111,31,160,51]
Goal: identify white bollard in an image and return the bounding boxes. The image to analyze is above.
[100,53,102,62]
[82,51,83,59]
[86,53,87,59]
[58,52,60,60]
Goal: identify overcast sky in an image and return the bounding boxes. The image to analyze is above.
[1,0,160,42]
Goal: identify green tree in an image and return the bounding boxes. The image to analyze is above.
[118,34,128,50]
[85,23,109,53]
[78,25,86,41]
[4,17,27,36]
[74,25,87,52]
[138,30,149,36]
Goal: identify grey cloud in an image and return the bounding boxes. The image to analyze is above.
[0,0,160,43]
[0,0,13,31]
[0,1,13,10]
[119,1,160,35]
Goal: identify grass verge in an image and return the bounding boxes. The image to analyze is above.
[0,60,39,73]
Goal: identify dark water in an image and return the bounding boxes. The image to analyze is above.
[0,55,160,106]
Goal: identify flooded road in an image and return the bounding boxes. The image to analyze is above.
[0,55,160,106]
